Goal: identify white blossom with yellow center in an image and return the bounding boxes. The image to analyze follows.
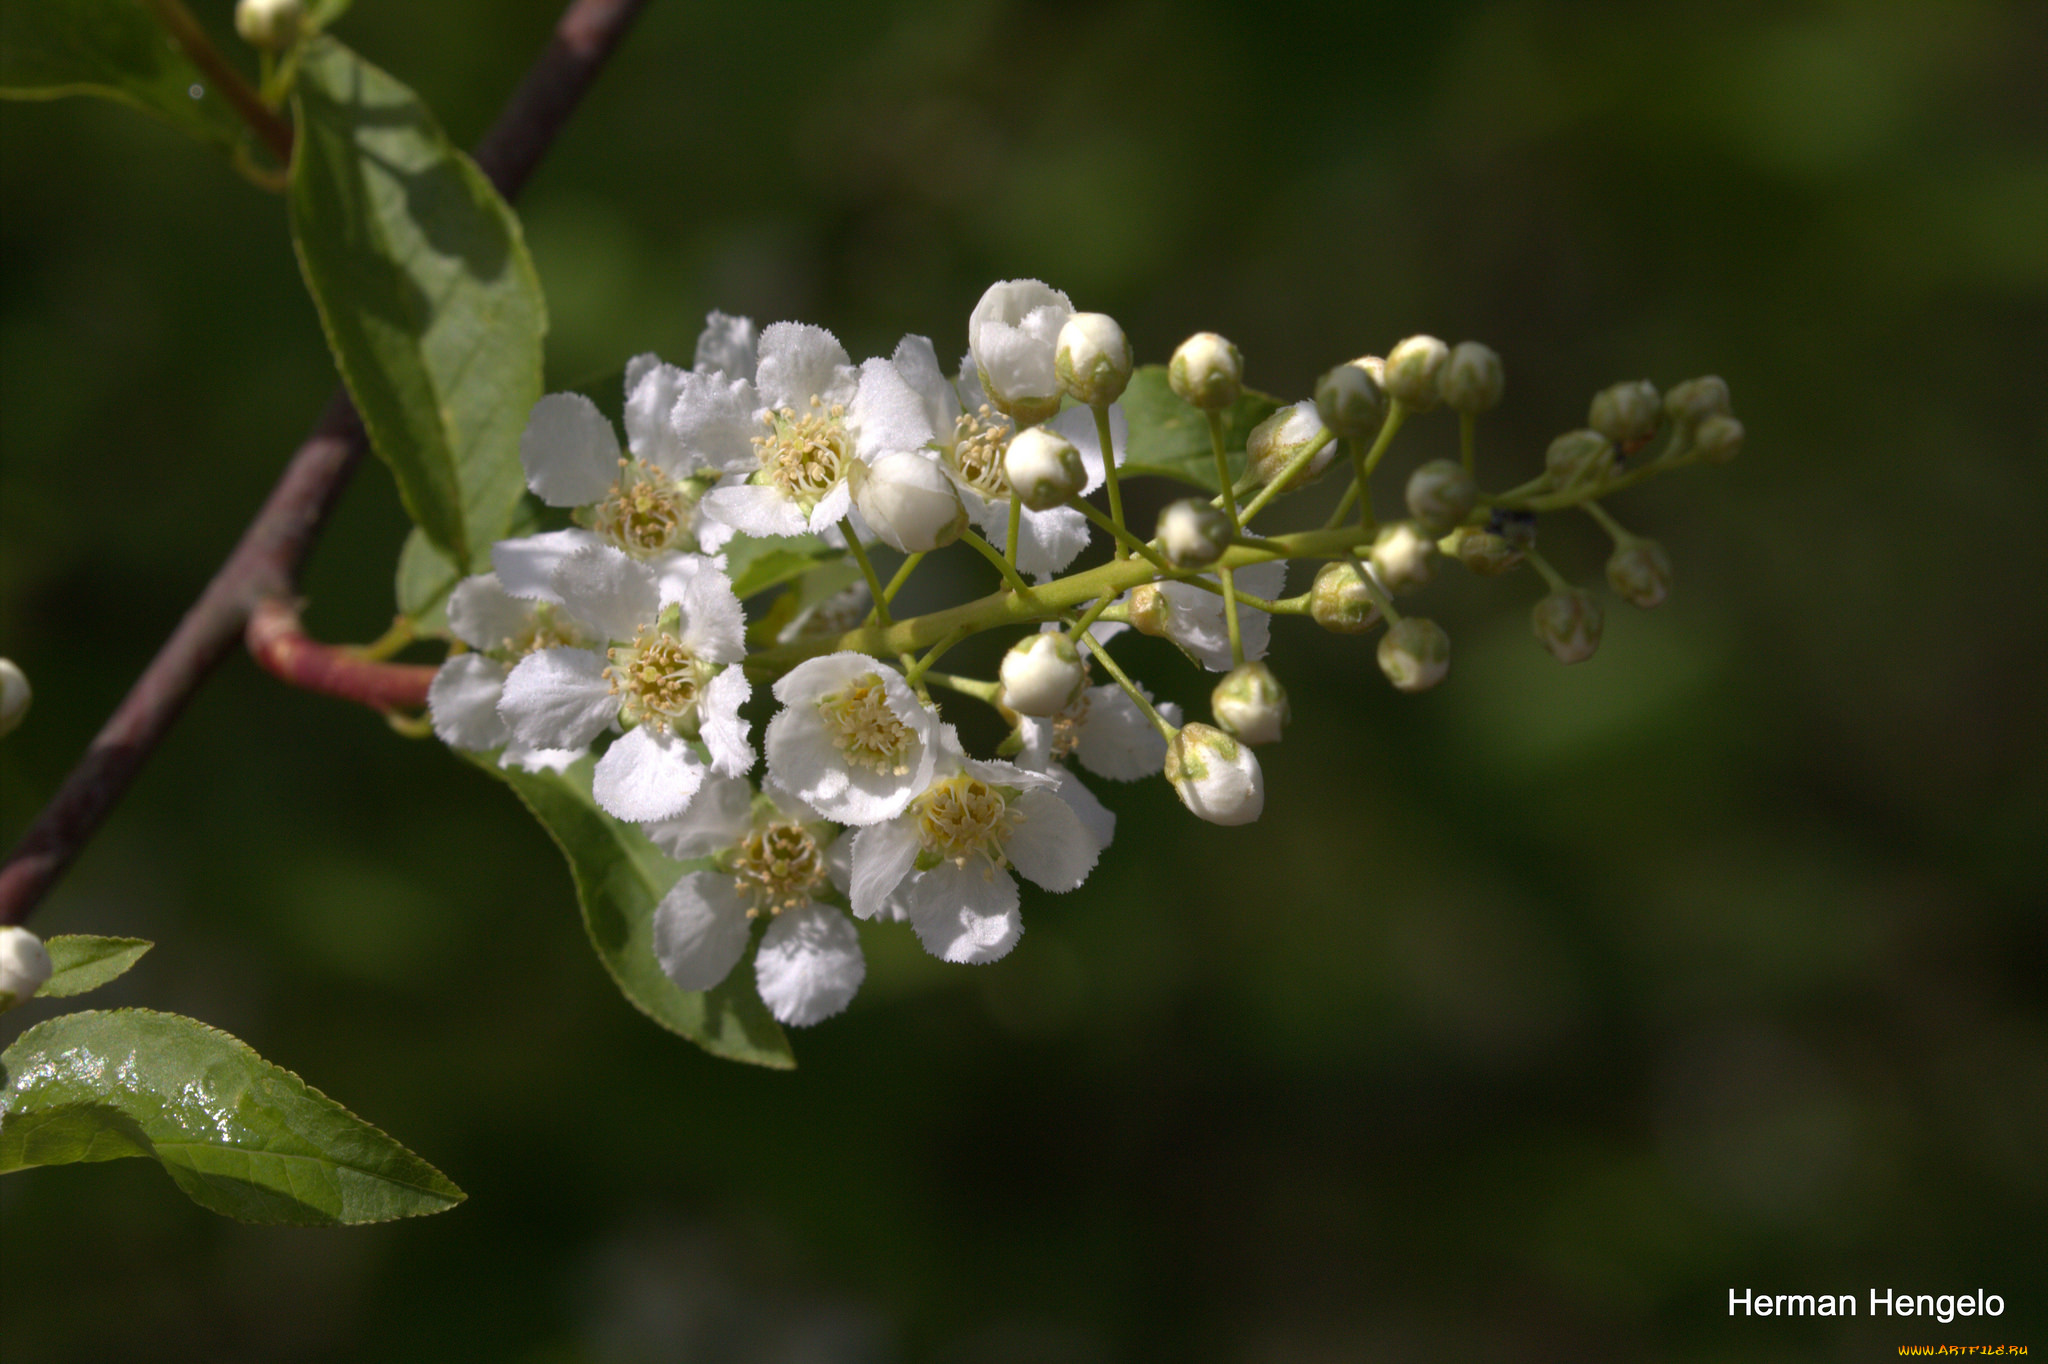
[428,572,593,774]
[847,726,1102,965]
[764,652,939,827]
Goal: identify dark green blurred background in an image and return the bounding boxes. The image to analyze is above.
[3,1,2043,1359]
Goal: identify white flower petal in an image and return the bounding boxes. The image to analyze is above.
[428,653,510,751]
[1048,401,1127,491]
[767,654,941,826]
[802,481,855,537]
[498,648,615,749]
[500,743,583,774]
[672,561,747,663]
[701,483,811,540]
[641,771,755,862]
[1045,766,1115,851]
[521,392,619,507]
[552,545,661,642]
[891,333,959,437]
[968,280,1073,413]
[492,528,605,604]
[755,323,857,412]
[1151,561,1289,671]
[692,311,759,383]
[848,819,920,921]
[670,370,762,475]
[592,725,706,823]
[1005,786,1100,892]
[622,359,695,478]
[699,667,755,777]
[907,860,1023,964]
[754,903,865,1026]
[849,356,936,460]
[1016,504,1092,579]
[1072,683,1169,781]
[445,574,534,652]
[652,871,752,991]
[824,828,855,896]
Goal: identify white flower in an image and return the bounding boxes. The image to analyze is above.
[998,632,1086,717]
[690,310,759,382]
[851,449,967,552]
[497,547,751,823]
[892,335,1127,579]
[1122,560,1287,671]
[968,279,1072,423]
[648,775,865,1027]
[427,573,591,773]
[1165,723,1265,826]
[847,727,1101,964]
[0,926,53,1010]
[1017,672,1182,784]
[764,652,940,826]
[682,323,935,540]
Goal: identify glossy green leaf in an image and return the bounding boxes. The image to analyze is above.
[38,936,152,999]
[468,756,795,1070]
[289,36,544,571]
[0,0,249,149]
[0,1009,464,1225]
[1115,364,1282,490]
[724,532,846,601]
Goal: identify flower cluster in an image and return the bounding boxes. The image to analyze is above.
[427,281,1737,1030]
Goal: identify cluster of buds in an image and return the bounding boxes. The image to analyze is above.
[423,284,1734,1029]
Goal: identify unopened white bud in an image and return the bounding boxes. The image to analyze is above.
[854,451,967,552]
[1664,375,1731,424]
[1310,562,1382,634]
[1546,428,1614,482]
[1168,333,1243,411]
[1165,723,1264,826]
[999,633,1087,717]
[1589,380,1661,445]
[1383,334,1449,411]
[0,926,53,1012]
[1377,618,1450,692]
[1003,427,1086,511]
[1404,458,1478,535]
[235,0,303,50]
[0,658,29,738]
[1370,521,1438,595]
[1606,539,1673,609]
[1439,341,1504,413]
[1314,361,1386,440]
[1126,583,1172,637]
[1692,413,1744,464]
[1211,662,1289,745]
[1246,401,1336,492]
[1157,499,1232,569]
[1532,589,1603,663]
[1055,313,1132,406]
[1445,526,1524,577]
[969,279,1073,426]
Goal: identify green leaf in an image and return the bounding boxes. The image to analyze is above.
[395,500,540,634]
[307,0,354,29]
[466,756,795,1070]
[289,36,544,571]
[0,1009,465,1225]
[0,0,249,150]
[38,936,152,999]
[1115,364,1283,490]
[723,532,847,601]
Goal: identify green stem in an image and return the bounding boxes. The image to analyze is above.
[1066,495,1175,574]
[960,528,1036,597]
[922,672,1000,704]
[141,0,294,165]
[1094,403,1128,560]
[1221,564,1244,667]
[1237,429,1336,526]
[349,617,417,662]
[1325,401,1407,530]
[1524,549,1573,594]
[1005,495,1023,568]
[1076,635,1177,741]
[864,550,925,625]
[1069,590,1117,642]
[1346,555,1402,626]
[840,518,893,627]
[904,625,973,686]
[1207,410,1242,533]
[1581,500,1631,545]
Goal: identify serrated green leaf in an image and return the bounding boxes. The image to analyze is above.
[289,36,544,571]
[1116,364,1283,490]
[38,936,152,999]
[0,0,249,150]
[466,756,795,1070]
[0,1009,464,1225]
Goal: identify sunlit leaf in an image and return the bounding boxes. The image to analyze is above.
[0,1009,464,1226]
[1115,364,1281,490]
[37,936,152,999]
[0,0,248,149]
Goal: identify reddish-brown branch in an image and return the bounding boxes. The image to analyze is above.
[0,0,652,928]
[247,601,438,711]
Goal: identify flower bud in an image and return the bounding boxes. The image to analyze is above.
[1055,312,1133,406]
[1377,618,1450,692]
[1310,562,1382,634]
[1589,380,1661,445]
[1404,458,1478,535]
[1314,361,1386,440]
[1157,499,1232,569]
[1370,521,1437,595]
[1664,375,1731,424]
[235,0,303,50]
[970,279,1072,425]
[1439,341,1504,414]
[0,926,53,1012]
[1126,583,1172,637]
[1606,539,1673,608]
[1246,401,1336,492]
[0,658,30,738]
[1168,333,1243,411]
[1445,526,1523,576]
[998,632,1087,717]
[1532,589,1603,663]
[854,451,967,552]
[1692,413,1745,464]
[1003,427,1086,511]
[1211,662,1289,745]
[1383,334,1449,411]
[1546,428,1614,483]
[1165,723,1265,825]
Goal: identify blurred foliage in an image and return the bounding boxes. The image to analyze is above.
[2,0,2043,1359]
